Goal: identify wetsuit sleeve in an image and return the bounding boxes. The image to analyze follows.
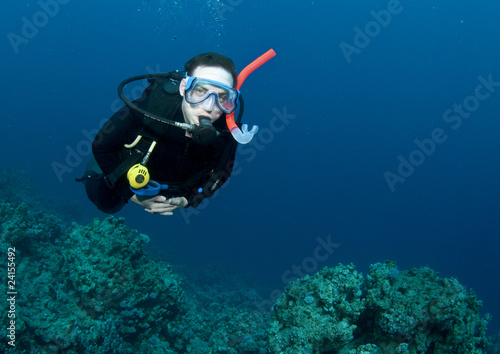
[90,105,141,212]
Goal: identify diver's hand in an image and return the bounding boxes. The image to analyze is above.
[131,195,188,216]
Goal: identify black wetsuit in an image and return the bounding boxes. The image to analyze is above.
[84,98,236,213]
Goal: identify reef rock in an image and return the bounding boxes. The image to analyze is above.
[0,200,187,353]
[0,169,492,353]
[269,261,490,353]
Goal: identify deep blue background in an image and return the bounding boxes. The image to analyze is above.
[2,0,499,333]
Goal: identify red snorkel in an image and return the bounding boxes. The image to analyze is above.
[227,49,276,144]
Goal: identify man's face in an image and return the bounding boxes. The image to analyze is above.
[179,66,234,126]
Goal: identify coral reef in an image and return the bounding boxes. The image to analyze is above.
[0,195,270,353]
[0,170,494,353]
[362,262,490,353]
[269,264,365,353]
[0,201,188,353]
[269,261,490,353]
[178,264,271,353]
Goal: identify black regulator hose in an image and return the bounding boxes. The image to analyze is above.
[117,74,193,131]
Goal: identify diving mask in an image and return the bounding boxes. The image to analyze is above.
[184,76,240,114]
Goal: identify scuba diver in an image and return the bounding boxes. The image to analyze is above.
[77,50,275,216]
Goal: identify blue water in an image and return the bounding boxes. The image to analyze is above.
[2,0,499,334]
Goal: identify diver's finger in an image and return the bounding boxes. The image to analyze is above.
[145,208,173,216]
[153,195,167,203]
[151,203,178,213]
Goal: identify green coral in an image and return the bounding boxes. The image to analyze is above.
[0,201,188,352]
[0,201,63,246]
[269,264,365,353]
[0,198,271,353]
[176,264,271,352]
[269,261,490,353]
[362,262,490,353]
[0,168,494,353]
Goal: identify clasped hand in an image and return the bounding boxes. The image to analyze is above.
[131,195,188,216]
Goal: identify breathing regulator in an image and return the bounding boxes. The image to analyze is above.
[125,139,156,189]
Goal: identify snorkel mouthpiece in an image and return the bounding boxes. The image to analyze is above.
[190,116,218,146]
[227,49,276,144]
[231,124,259,144]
